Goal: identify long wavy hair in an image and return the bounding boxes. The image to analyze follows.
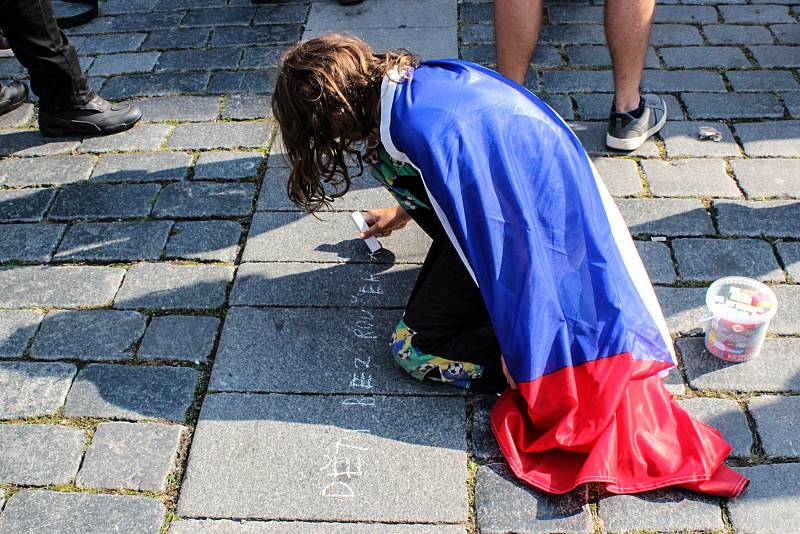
[272,33,418,212]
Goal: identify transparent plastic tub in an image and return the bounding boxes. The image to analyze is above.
[703,277,777,363]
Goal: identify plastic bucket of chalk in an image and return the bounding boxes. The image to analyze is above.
[703,276,777,363]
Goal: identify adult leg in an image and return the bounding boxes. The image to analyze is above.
[494,0,543,85]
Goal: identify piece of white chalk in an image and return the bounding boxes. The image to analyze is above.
[351,211,382,253]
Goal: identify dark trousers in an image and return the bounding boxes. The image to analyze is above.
[402,207,506,393]
[0,0,91,110]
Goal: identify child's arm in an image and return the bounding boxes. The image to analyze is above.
[361,205,411,239]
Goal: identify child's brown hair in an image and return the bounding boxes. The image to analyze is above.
[272,33,417,212]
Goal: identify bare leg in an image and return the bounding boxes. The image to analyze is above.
[494,0,543,84]
[604,0,655,112]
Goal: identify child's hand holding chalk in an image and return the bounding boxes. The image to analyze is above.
[357,206,411,239]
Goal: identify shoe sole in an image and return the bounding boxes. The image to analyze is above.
[0,95,26,117]
[39,116,140,138]
[605,101,668,152]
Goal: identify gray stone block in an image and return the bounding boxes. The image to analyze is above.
[540,24,606,45]
[655,5,718,23]
[656,287,707,335]
[716,200,800,238]
[462,23,494,45]
[137,96,220,123]
[306,0,455,31]
[55,221,172,262]
[0,266,125,308]
[210,307,453,395]
[165,220,241,263]
[114,263,234,310]
[598,488,724,532]
[138,315,219,363]
[683,93,785,120]
[90,152,191,183]
[643,159,740,198]
[728,464,800,534]
[777,241,800,282]
[678,397,753,456]
[0,490,165,534]
[641,70,727,93]
[0,154,95,187]
[102,72,210,99]
[153,182,255,218]
[100,0,157,15]
[168,122,270,150]
[0,223,65,263]
[141,28,211,50]
[211,24,303,47]
[784,92,800,118]
[169,520,464,534]
[539,94,574,120]
[155,48,241,72]
[679,337,800,392]
[88,52,160,76]
[30,310,147,361]
[231,262,418,308]
[728,71,799,93]
[0,129,81,157]
[79,32,147,53]
[0,424,85,485]
[65,363,200,422]
[252,2,308,23]
[243,212,430,264]
[575,93,677,121]
[542,70,614,94]
[703,24,774,45]
[177,393,467,522]
[749,395,800,456]
[207,70,277,94]
[239,46,284,69]
[77,422,184,491]
[771,23,800,45]
[182,7,255,27]
[547,5,603,23]
[722,4,794,23]
[751,45,800,68]
[569,121,659,157]
[0,103,34,128]
[616,198,714,237]
[662,46,751,68]
[673,238,783,282]
[472,395,502,461]
[461,2,492,24]
[650,24,704,46]
[663,366,686,396]
[476,463,592,534]
[0,361,76,419]
[661,121,741,158]
[771,285,800,336]
[635,240,677,284]
[193,151,263,180]
[736,121,800,157]
[79,124,172,154]
[0,188,56,223]
[49,183,160,221]
[221,94,273,120]
[732,159,800,199]
[0,310,42,358]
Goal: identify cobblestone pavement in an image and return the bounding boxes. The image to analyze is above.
[1,0,799,532]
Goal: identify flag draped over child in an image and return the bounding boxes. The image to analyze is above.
[379,59,748,498]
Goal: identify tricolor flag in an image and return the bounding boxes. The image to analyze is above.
[379,59,748,498]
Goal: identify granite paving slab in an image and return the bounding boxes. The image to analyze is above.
[615,198,714,237]
[731,159,800,199]
[569,121,658,158]
[682,93,785,120]
[114,263,234,310]
[0,310,43,358]
[641,69,726,93]
[672,238,783,282]
[748,395,800,457]
[735,120,800,158]
[231,262,418,308]
[169,521,464,533]
[239,46,285,69]
[0,130,81,157]
[768,285,800,336]
[660,121,741,158]
[0,223,66,263]
[475,463,593,534]
[0,188,56,222]
[78,124,172,153]
[177,393,467,522]
[168,122,271,150]
[165,220,242,262]
[88,52,160,76]
[716,200,800,238]
[655,287,707,335]
[777,242,800,283]
[0,424,86,485]
[305,0,456,31]
[0,266,125,308]
[303,26,459,59]
[155,48,241,72]
[635,240,677,285]
[642,159,741,198]
[193,151,263,180]
[591,157,644,197]
[0,154,96,187]
[663,366,686,396]
[0,103,34,129]
[727,464,800,534]
[679,337,800,392]
[0,490,165,534]
[153,182,256,218]
[221,95,273,120]
[140,27,211,50]
[136,96,220,122]
[207,70,277,94]
[472,395,502,461]
[211,24,303,47]
[243,212,430,263]
[77,422,184,491]
[597,488,724,533]
[102,72,211,99]
[54,221,173,262]
[209,307,453,395]
[64,363,200,422]
[677,397,753,457]
[252,3,309,24]
[90,152,192,182]
[0,361,76,419]
[138,315,220,363]
[30,310,147,361]
[48,183,160,221]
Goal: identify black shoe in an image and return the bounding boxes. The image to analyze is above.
[38,94,142,137]
[0,81,28,116]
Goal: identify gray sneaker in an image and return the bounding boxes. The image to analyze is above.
[606,94,667,151]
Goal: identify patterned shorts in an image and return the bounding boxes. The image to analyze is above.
[390,319,485,390]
